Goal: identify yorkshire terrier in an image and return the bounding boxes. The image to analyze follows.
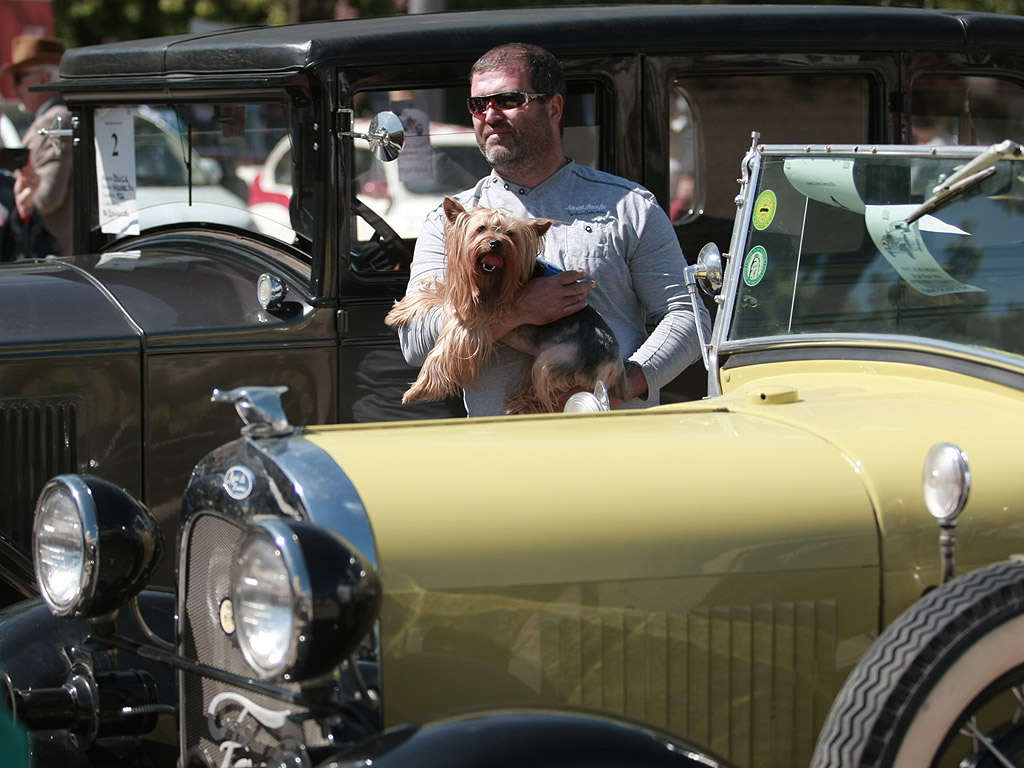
[385,197,627,414]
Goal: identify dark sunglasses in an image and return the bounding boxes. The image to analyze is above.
[466,91,548,115]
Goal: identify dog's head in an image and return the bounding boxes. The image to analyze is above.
[443,197,553,315]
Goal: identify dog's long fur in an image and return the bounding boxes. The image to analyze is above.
[385,197,627,413]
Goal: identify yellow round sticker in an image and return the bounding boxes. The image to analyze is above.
[752,190,777,231]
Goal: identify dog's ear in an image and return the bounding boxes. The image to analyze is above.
[532,218,554,239]
[443,197,466,224]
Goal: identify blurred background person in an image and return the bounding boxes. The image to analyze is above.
[0,162,59,261]
[1,35,72,255]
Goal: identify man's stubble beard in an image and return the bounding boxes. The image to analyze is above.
[478,119,557,180]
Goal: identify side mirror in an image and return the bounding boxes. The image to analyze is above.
[694,242,724,296]
[684,243,726,371]
[339,110,406,162]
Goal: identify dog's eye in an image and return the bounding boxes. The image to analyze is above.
[476,225,487,233]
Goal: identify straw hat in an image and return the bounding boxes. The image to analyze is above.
[0,35,65,79]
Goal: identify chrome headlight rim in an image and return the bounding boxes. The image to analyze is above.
[922,442,972,524]
[231,519,312,681]
[33,475,100,617]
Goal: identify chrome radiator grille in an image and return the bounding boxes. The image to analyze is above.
[182,513,327,764]
[0,398,77,551]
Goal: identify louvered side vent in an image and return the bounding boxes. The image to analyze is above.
[0,398,78,552]
[535,600,837,768]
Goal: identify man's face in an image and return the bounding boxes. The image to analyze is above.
[13,67,51,113]
[469,67,557,171]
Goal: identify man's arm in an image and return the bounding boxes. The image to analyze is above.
[26,108,72,218]
[396,206,448,367]
[491,270,594,343]
[624,202,712,401]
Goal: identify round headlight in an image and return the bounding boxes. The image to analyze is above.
[233,523,305,679]
[922,442,971,524]
[33,475,162,619]
[232,519,380,682]
[34,477,96,615]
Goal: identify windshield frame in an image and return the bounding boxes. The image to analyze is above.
[711,142,1024,385]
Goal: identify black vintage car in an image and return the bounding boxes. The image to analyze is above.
[2,5,1024,768]
[4,5,1024,595]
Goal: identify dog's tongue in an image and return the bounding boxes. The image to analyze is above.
[482,253,504,270]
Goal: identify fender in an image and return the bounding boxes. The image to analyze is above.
[0,533,35,607]
[0,589,176,711]
[326,709,729,768]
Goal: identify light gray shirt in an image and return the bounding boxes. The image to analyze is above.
[398,160,711,416]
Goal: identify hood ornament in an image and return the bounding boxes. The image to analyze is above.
[211,386,294,437]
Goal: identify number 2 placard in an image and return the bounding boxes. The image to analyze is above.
[94,107,139,236]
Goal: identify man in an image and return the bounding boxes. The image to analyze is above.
[397,42,710,416]
[0,164,59,261]
[1,35,72,255]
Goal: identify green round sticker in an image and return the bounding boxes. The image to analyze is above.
[752,190,777,231]
[743,246,768,287]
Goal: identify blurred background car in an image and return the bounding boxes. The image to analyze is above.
[133,107,252,230]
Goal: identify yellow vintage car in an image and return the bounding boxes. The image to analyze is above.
[6,138,1024,768]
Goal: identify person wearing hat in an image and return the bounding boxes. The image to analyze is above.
[1,34,73,256]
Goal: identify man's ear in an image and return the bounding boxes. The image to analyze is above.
[547,93,564,128]
[443,196,466,224]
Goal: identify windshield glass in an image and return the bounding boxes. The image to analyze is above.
[728,147,1024,359]
[91,102,293,241]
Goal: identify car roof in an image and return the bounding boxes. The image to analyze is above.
[54,4,1023,88]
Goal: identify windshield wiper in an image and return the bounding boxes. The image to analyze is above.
[906,139,1022,225]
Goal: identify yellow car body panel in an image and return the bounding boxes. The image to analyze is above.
[307,407,880,768]
[718,357,1024,619]
[301,354,1024,766]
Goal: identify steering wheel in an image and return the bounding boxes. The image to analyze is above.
[350,197,414,269]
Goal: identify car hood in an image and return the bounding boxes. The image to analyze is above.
[0,259,141,348]
[304,358,1024,595]
[306,396,877,593]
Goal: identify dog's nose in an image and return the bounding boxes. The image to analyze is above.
[488,239,502,251]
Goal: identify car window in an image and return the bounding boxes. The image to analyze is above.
[912,75,1024,146]
[133,114,211,187]
[348,84,600,276]
[90,102,291,242]
[670,73,872,227]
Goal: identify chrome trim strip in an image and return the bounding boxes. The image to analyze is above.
[251,434,378,569]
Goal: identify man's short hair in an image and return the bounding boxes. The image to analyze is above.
[470,43,567,99]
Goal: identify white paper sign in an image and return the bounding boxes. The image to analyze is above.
[865,205,983,297]
[784,157,866,213]
[94,107,139,236]
[396,103,434,185]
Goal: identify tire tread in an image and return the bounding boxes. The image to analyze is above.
[810,560,1024,768]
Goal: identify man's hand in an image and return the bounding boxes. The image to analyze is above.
[13,163,39,221]
[492,270,594,340]
[619,362,649,403]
